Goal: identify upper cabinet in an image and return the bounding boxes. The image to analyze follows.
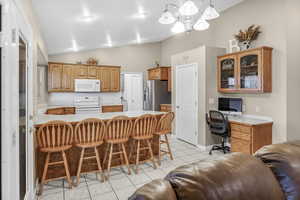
[48,62,121,92]
[48,63,63,92]
[148,67,169,80]
[167,67,171,92]
[96,67,120,92]
[217,46,273,93]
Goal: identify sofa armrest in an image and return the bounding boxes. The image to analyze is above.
[128,179,177,200]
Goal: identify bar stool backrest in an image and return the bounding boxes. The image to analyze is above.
[133,114,157,138]
[37,120,73,149]
[106,116,133,141]
[157,112,175,134]
[74,118,106,144]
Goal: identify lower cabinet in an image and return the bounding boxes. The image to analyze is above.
[160,104,172,112]
[230,122,273,154]
[46,107,75,115]
[102,105,123,113]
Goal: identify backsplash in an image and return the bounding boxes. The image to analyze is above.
[47,92,122,106]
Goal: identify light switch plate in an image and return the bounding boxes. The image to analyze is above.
[208,98,214,105]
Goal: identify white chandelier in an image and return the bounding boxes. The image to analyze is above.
[158,0,220,33]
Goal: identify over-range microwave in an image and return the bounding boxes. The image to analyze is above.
[74,79,101,92]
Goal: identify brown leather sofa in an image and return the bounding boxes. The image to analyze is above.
[129,141,300,200]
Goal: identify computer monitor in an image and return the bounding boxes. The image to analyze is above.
[218,97,243,115]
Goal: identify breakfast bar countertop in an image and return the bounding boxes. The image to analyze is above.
[34,110,166,125]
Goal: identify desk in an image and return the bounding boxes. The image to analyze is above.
[227,115,273,154]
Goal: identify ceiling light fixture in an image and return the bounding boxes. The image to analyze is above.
[179,0,199,16]
[159,10,176,24]
[158,0,220,33]
[193,17,210,31]
[171,21,185,33]
[202,0,220,20]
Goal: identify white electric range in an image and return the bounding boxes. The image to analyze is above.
[74,96,101,114]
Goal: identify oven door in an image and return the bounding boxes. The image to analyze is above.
[75,107,101,114]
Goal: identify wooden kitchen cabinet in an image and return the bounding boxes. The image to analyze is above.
[110,67,120,92]
[48,63,63,92]
[148,67,170,80]
[230,121,273,154]
[48,62,121,92]
[217,46,273,93]
[74,65,88,79]
[167,67,171,92]
[102,105,123,113]
[45,107,75,115]
[62,65,74,91]
[88,66,97,79]
[160,104,172,112]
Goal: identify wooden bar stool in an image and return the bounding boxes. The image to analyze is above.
[74,118,106,185]
[155,112,175,166]
[103,116,133,178]
[36,120,73,195]
[131,114,157,174]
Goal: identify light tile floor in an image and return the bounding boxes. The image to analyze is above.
[38,137,223,200]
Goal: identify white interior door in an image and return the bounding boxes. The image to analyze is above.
[123,73,143,111]
[175,63,198,145]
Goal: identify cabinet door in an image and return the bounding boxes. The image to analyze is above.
[238,50,262,92]
[62,65,74,91]
[218,55,238,92]
[75,65,88,79]
[97,68,111,92]
[88,66,97,79]
[168,67,171,92]
[48,63,63,91]
[148,68,160,80]
[110,68,120,92]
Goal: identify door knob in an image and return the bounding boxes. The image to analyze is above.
[176,106,180,109]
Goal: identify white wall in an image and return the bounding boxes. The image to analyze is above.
[162,0,288,144]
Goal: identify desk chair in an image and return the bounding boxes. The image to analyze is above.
[206,110,230,155]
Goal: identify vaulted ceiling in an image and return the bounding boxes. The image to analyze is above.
[32,0,243,55]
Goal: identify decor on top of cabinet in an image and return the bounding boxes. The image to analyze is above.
[86,57,98,65]
[234,25,261,50]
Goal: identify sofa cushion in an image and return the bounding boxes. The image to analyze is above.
[128,179,177,200]
[255,141,300,200]
[165,153,284,200]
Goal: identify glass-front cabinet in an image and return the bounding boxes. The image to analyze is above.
[238,50,261,91]
[217,47,273,93]
[218,55,237,92]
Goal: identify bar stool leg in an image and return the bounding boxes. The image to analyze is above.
[147,139,157,169]
[107,143,114,179]
[157,135,162,166]
[135,140,141,174]
[165,134,174,160]
[62,151,72,188]
[94,147,105,182]
[39,152,51,195]
[121,143,131,175]
[76,148,85,186]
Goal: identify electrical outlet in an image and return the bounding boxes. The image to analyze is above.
[242,104,246,112]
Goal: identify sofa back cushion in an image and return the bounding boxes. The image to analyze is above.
[255,141,300,200]
[165,153,284,200]
[128,179,177,200]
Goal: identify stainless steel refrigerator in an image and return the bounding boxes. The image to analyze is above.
[144,80,171,111]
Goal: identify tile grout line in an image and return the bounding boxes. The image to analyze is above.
[84,175,93,200]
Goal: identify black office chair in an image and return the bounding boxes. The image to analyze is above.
[206,110,230,155]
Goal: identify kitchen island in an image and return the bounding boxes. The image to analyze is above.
[34,111,166,179]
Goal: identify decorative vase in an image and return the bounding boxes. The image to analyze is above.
[239,41,252,50]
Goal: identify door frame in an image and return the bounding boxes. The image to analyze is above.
[121,72,144,111]
[1,1,34,199]
[175,63,199,145]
